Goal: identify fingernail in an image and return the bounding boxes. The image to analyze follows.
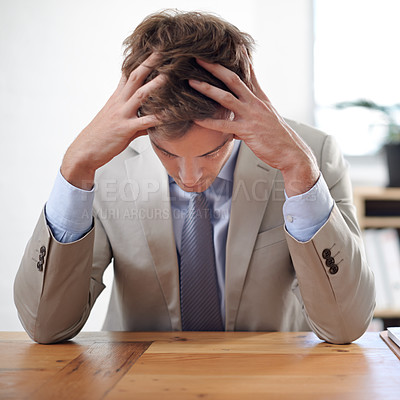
[189,79,201,85]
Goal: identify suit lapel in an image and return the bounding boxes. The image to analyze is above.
[125,138,181,330]
[124,138,278,331]
[225,143,278,330]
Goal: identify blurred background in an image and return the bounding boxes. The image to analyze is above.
[1,0,399,332]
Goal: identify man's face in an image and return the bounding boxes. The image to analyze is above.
[150,125,234,193]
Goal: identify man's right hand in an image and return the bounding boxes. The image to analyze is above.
[61,54,164,190]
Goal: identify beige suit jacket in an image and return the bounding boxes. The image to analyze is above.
[14,120,375,344]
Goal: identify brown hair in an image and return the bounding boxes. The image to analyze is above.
[122,9,255,139]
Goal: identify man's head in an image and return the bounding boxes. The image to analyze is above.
[122,9,255,139]
[122,10,255,192]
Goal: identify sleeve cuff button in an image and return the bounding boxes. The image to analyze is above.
[37,261,44,271]
[329,265,339,274]
[322,248,331,259]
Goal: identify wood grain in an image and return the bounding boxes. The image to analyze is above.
[0,340,150,400]
[107,332,400,400]
[1,332,400,400]
[0,339,84,399]
[32,341,150,400]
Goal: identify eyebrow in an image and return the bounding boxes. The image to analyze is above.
[151,137,230,158]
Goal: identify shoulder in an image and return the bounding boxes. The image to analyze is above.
[286,119,328,155]
[95,136,155,181]
[285,118,343,168]
[285,119,350,192]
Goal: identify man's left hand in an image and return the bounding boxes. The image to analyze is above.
[189,59,320,197]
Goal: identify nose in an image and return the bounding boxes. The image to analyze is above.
[178,158,202,186]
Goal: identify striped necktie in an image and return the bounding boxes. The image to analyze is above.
[179,192,224,331]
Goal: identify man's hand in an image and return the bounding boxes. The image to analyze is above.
[61,54,165,190]
[189,59,320,197]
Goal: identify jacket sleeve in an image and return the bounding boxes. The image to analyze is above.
[286,134,376,344]
[13,209,111,344]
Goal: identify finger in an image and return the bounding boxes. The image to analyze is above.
[120,53,161,101]
[196,59,254,100]
[193,118,237,135]
[188,79,242,113]
[117,73,128,91]
[124,73,167,115]
[110,74,129,99]
[128,114,162,133]
[248,62,270,103]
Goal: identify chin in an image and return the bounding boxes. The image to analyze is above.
[180,180,212,193]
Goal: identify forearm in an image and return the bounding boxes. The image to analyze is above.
[14,210,102,344]
[61,154,96,190]
[16,171,102,343]
[280,133,321,197]
[284,134,375,344]
[286,204,375,344]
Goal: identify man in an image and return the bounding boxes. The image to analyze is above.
[14,10,375,344]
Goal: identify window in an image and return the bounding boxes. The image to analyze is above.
[314,0,400,155]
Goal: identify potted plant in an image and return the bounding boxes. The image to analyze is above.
[336,99,400,187]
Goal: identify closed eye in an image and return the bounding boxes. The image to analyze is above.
[151,137,230,159]
[203,150,221,159]
[161,150,176,158]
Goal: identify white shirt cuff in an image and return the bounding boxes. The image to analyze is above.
[282,174,334,242]
[45,169,95,234]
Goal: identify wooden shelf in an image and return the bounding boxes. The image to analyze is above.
[353,186,400,230]
[354,186,400,199]
[361,217,400,229]
[374,309,400,319]
[353,186,400,320]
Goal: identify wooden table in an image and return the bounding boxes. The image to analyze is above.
[1,331,399,399]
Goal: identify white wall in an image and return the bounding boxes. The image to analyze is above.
[0,0,314,331]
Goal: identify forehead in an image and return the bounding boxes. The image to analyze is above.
[150,125,232,157]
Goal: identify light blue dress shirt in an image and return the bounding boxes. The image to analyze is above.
[46,140,334,321]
